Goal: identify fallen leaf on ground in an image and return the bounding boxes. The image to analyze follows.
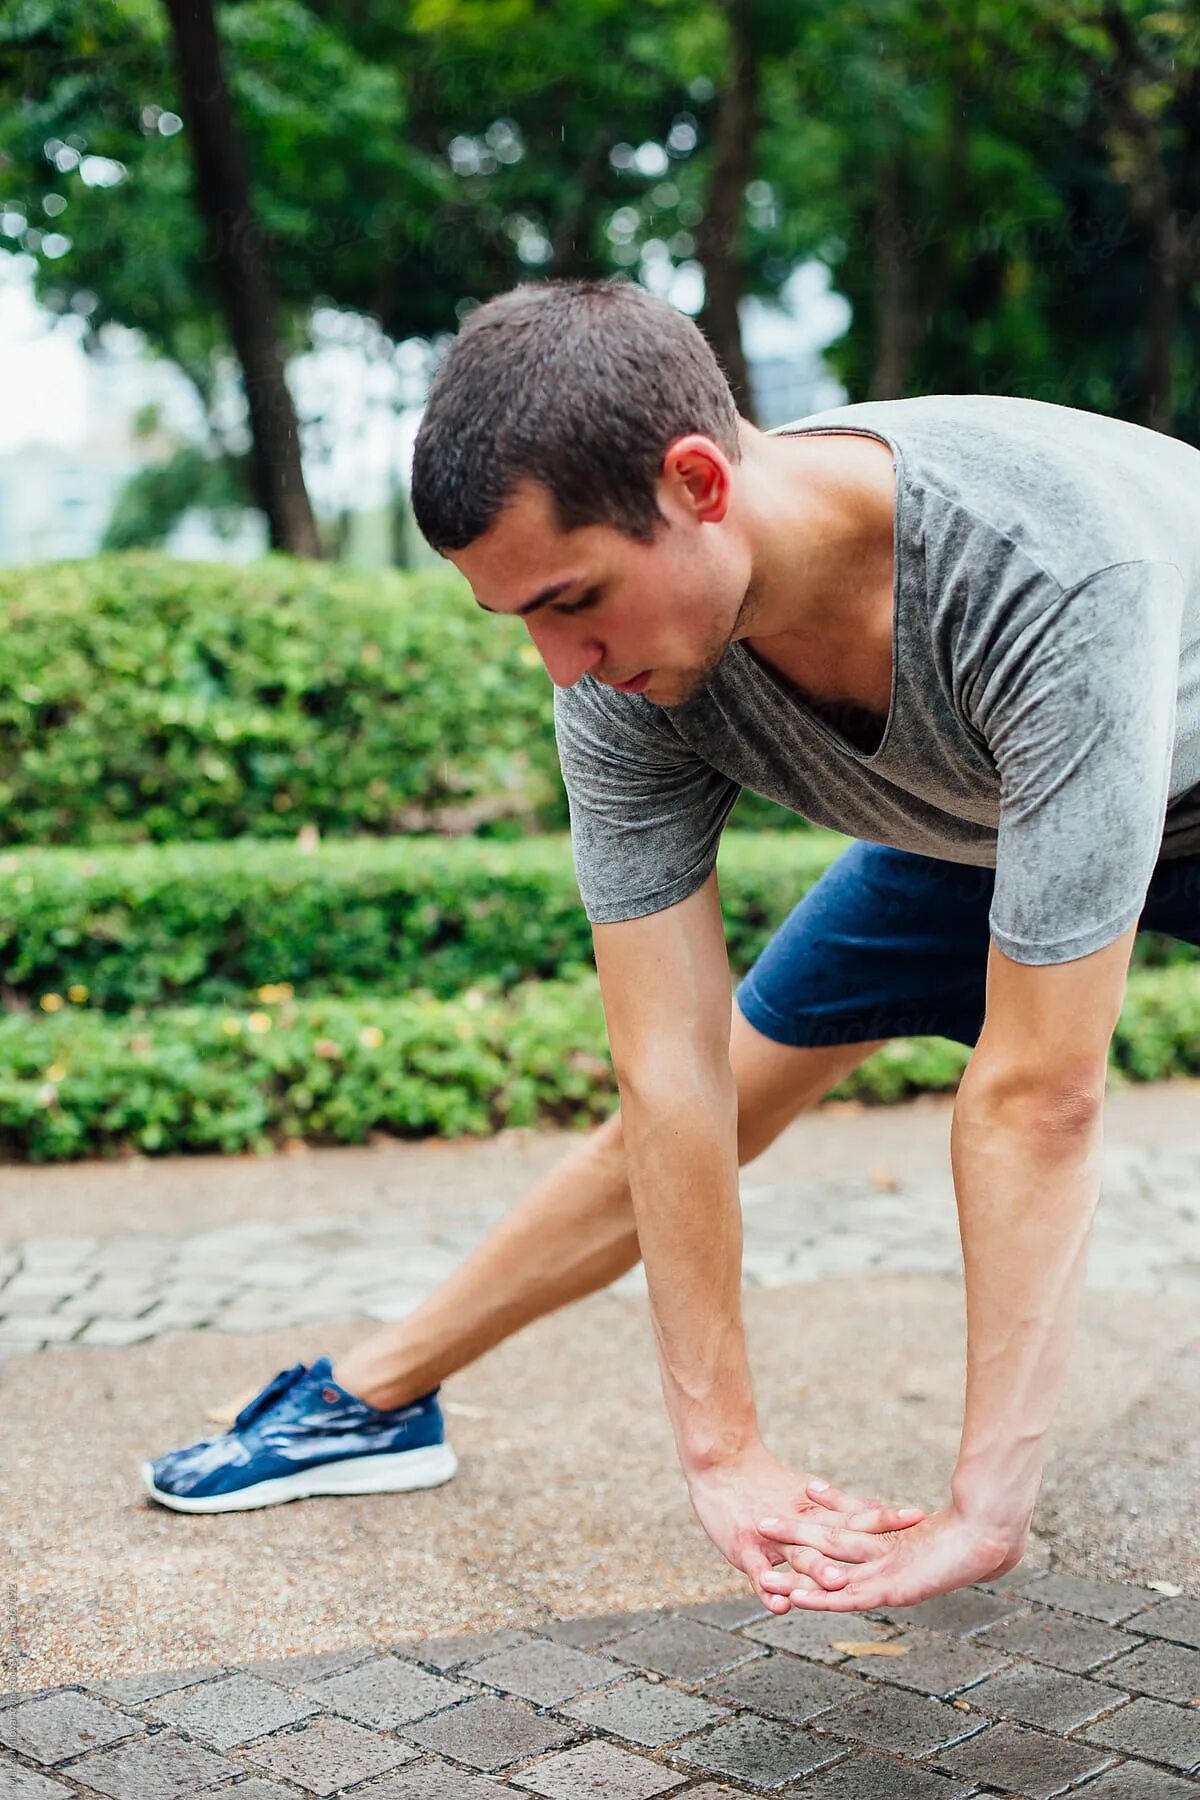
[1147,1579,1184,1598]
[833,1640,909,1657]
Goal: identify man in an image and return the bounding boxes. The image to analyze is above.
[144,279,1200,1617]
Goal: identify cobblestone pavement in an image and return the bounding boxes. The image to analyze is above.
[3,1575,1198,1797]
[1,1140,1197,1355]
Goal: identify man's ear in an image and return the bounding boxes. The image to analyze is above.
[660,435,733,525]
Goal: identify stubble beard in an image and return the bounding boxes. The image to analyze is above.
[656,574,759,709]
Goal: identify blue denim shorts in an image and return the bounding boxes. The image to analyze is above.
[735,840,1200,1050]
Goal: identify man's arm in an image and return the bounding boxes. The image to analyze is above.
[759,922,1136,1610]
[592,873,752,1468]
[594,871,925,1608]
[949,922,1135,1535]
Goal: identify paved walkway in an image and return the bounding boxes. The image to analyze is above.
[1,1081,1196,1796]
[2,1136,1198,1356]
[3,1576,1199,1795]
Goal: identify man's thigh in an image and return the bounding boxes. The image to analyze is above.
[735,841,996,1051]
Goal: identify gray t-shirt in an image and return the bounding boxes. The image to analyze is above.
[553,394,1200,965]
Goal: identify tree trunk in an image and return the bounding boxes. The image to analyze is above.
[1136,209,1179,433]
[696,0,760,420]
[162,0,323,556]
[870,152,919,399]
[551,128,615,279]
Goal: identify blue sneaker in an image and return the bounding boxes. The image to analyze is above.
[140,1357,457,1514]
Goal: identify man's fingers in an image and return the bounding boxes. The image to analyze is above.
[805,1481,875,1514]
[742,1545,794,1614]
[785,1580,886,1613]
[758,1518,898,1563]
[844,1505,926,1532]
[760,1547,853,1591]
[805,1483,925,1531]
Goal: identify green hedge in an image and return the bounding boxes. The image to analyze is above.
[0,830,851,1011]
[3,965,1197,1162]
[2,828,1191,1015]
[0,554,565,844]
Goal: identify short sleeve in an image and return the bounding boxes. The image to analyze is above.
[553,676,742,924]
[973,561,1184,965]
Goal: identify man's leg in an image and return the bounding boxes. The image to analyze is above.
[327,1016,886,1411]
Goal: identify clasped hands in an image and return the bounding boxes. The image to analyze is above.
[686,1444,1026,1614]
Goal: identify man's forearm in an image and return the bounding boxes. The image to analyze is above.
[619,1075,760,1471]
[949,1078,1106,1536]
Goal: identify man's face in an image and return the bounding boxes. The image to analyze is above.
[448,473,754,709]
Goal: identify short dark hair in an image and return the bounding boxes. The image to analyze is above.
[410,279,741,551]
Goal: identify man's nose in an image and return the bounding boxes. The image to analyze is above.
[525,617,603,688]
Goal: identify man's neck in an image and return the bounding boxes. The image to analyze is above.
[731,422,896,652]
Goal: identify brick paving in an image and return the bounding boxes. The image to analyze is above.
[1,1140,1199,1354]
[2,1580,1197,1796]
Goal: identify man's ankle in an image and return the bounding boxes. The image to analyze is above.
[330,1358,423,1414]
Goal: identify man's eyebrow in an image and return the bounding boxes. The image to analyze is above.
[474,580,576,617]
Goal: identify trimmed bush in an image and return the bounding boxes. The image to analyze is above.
[2,965,1197,1162]
[0,829,851,1011]
[0,553,564,844]
[2,829,1191,1015]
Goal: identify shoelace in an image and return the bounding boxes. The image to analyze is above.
[233,1361,308,1433]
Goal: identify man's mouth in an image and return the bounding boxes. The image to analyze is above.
[609,670,652,693]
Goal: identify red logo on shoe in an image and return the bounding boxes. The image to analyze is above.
[321,1387,339,1403]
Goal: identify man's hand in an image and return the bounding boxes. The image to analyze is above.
[756,1490,1024,1611]
[685,1448,928,1614]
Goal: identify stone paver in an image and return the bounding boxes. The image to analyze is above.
[1134,1596,1200,1649]
[245,1712,421,1792]
[143,1669,318,1746]
[806,1684,983,1760]
[607,1619,761,1683]
[66,1730,242,1798]
[1098,1637,1200,1702]
[301,1655,470,1729]
[0,1579,1191,1795]
[511,1739,686,1796]
[976,1608,1143,1672]
[834,1624,1009,1697]
[561,1676,728,1746]
[794,1756,973,1798]
[935,1720,1118,1796]
[702,1655,858,1723]
[739,1611,896,1663]
[3,1134,1198,1351]
[362,1764,513,1799]
[0,1761,75,1799]
[1080,1766,1200,1798]
[0,1693,142,1764]
[464,1641,621,1707]
[965,1660,1128,1732]
[671,1713,847,1786]
[1013,1568,1160,1623]
[1080,1692,1200,1771]
[404,1696,576,1771]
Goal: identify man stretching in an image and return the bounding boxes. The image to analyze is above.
[144,279,1200,1616]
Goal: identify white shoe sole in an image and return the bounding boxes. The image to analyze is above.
[140,1442,458,1514]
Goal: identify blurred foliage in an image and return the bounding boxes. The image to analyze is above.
[4,958,1197,1159]
[0,828,847,1011]
[2,827,1191,1019]
[0,553,566,843]
[1,0,1197,454]
[101,444,250,549]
